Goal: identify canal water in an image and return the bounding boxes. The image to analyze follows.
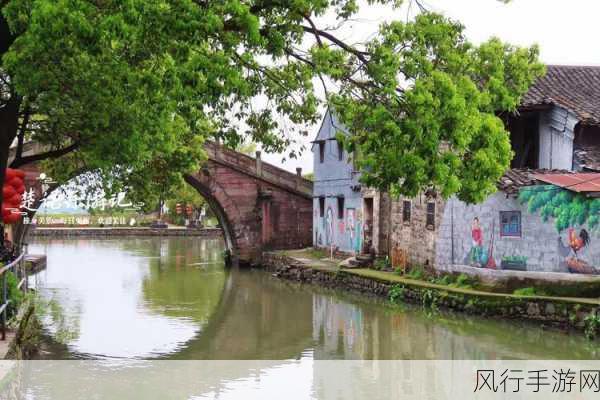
[29,237,598,360]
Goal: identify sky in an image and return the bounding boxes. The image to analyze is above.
[261,0,600,174]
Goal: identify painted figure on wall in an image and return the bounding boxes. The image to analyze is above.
[467,217,488,267]
[354,210,363,254]
[558,228,595,274]
[346,209,363,254]
[347,209,356,250]
[324,207,334,246]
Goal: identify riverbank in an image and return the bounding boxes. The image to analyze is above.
[29,227,222,237]
[261,249,600,338]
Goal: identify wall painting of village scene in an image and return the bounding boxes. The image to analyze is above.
[461,185,599,274]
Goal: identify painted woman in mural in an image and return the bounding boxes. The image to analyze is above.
[347,209,356,250]
[345,209,363,254]
[468,217,487,267]
[324,207,334,246]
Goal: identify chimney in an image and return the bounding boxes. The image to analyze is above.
[296,167,302,177]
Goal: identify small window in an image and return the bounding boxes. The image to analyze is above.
[319,197,325,217]
[337,141,343,161]
[402,200,411,223]
[500,211,521,237]
[337,197,344,219]
[319,142,325,163]
[426,202,435,230]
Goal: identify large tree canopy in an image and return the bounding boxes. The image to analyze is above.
[0,0,543,207]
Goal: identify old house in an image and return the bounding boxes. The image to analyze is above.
[393,65,600,274]
[311,110,389,255]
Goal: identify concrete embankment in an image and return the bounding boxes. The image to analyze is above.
[29,227,222,237]
[261,251,600,337]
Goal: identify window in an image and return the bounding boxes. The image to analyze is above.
[426,202,435,230]
[337,197,344,219]
[319,197,325,217]
[337,140,344,161]
[319,142,325,163]
[402,200,411,223]
[500,211,521,237]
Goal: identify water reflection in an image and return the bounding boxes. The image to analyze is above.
[29,237,600,361]
[30,237,226,359]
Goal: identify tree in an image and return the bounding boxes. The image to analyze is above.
[0,0,543,212]
[519,185,600,232]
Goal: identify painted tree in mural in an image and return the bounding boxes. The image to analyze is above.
[519,186,600,232]
[0,0,543,211]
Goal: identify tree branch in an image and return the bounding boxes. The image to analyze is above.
[301,24,369,64]
[15,102,31,160]
[10,142,80,168]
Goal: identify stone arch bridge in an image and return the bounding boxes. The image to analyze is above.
[13,141,313,265]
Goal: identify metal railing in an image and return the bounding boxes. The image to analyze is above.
[0,250,28,340]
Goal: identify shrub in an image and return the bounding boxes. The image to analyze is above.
[389,284,405,304]
[584,314,600,340]
[406,265,426,280]
[4,271,24,318]
[513,287,537,296]
[450,273,476,289]
[374,257,391,270]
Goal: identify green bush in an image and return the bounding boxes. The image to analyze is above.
[5,271,23,318]
[584,314,600,340]
[449,273,476,289]
[513,287,537,296]
[374,257,391,271]
[406,265,426,280]
[389,284,405,304]
[432,275,454,286]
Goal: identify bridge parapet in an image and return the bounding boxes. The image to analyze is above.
[204,142,313,198]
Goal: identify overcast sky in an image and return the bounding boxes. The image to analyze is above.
[262,0,600,174]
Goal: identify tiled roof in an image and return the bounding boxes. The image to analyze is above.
[574,146,600,172]
[497,169,573,195]
[521,65,600,125]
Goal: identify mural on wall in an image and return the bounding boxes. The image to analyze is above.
[520,185,599,274]
[346,209,363,254]
[324,206,334,246]
[558,228,593,273]
[466,217,497,268]
[467,217,485,266]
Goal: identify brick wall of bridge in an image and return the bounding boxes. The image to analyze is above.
[188,143,313,264]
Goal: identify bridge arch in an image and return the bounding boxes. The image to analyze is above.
[183,173,239,264]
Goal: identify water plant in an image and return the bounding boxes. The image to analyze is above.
[388,284,405,304]
[584,314,600,340]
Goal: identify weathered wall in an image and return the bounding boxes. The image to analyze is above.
[362,189,391,255]
[390,193,447,268]
[538,106,577,170]
[435,192,600,273]
[312,111,364,253]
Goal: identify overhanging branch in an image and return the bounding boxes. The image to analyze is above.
[10,142,79,168]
